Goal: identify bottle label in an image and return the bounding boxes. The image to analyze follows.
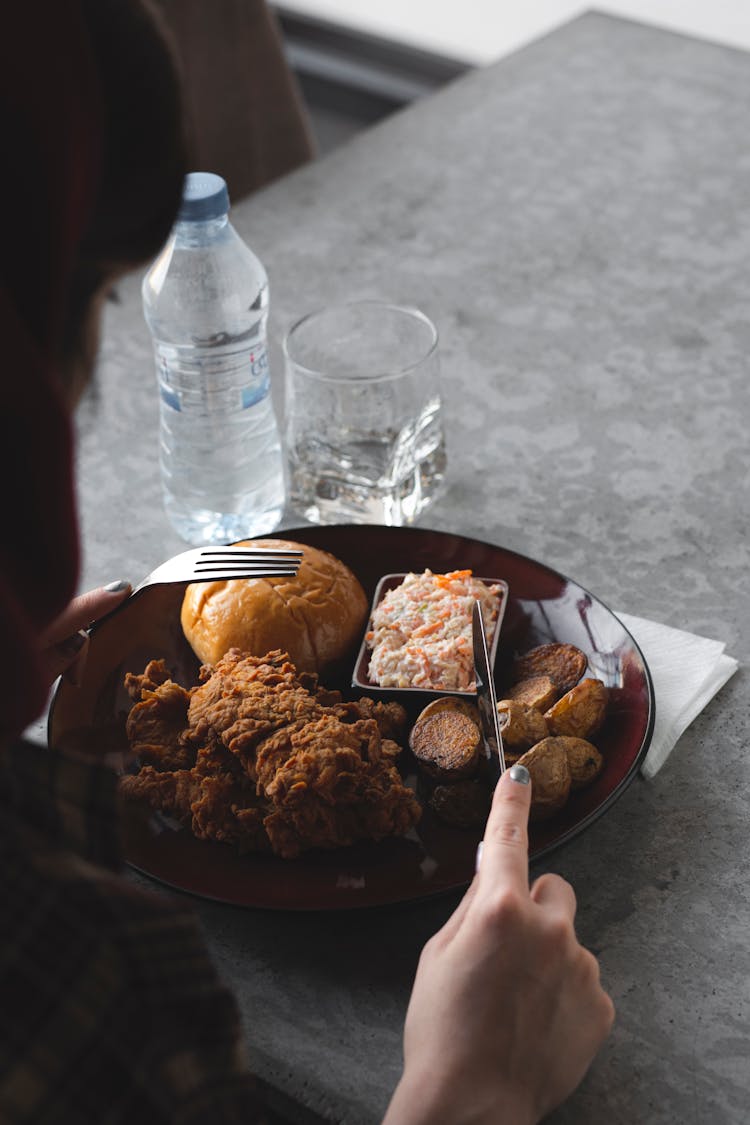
[157,344,270,412]
[241,343,270,408]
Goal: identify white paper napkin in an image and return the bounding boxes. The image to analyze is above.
[616,612,739,778]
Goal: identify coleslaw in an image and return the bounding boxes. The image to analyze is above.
[366,569,503,691]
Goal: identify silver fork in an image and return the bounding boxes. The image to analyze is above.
[83,546,302,636]
[131,545,303,593]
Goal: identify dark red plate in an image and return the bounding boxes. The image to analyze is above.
[49,524,654,911]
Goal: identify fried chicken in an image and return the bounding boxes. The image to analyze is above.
[262,714,420,857]
[119,757,269,853]
[119,649,420,858]
[187,649,324,785]
[124,660,195,771]
[124,658,172,700]
[346,696,408,742]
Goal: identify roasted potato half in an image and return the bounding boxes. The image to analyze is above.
[496,699,548,752]
[515,738,572,820]
[506,675,560,712]
[415,696,481,728]
[556,736,604,788]
[544,677,608,740]
[429,779,491,828]
[513,643,588,694]
[410,709,481,780]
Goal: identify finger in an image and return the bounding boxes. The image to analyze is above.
[476,764,532,895]
[435,875,481,945]
[39,630,89,685]
[437,806,511,945]
[62,634,91,687]
[530,872,577,922]
[43,581,131,645]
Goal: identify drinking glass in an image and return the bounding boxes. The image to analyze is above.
[283,300,447,526]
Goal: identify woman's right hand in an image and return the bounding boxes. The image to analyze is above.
[384,766,615,1125]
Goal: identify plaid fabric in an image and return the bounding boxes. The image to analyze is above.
[0,741,265,1123]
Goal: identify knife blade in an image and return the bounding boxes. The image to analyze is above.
[471,600,506,780]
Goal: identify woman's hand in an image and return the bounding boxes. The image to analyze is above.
[38,580,131,689]
[384,765,615,1125]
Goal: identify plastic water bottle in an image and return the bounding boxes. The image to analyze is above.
[142,172,285,545]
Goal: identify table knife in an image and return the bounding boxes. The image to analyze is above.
[471,600,506,781]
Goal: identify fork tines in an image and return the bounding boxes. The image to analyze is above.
[194,546,302,577]
[197,548,302,559]
[197,547,303,558]
[191,565,300,579]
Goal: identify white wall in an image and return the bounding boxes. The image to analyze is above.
[279,0,750,64]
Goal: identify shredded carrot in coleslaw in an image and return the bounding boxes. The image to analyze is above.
[366,569,503,691]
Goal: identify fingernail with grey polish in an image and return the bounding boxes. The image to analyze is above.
[103,579,130,593]
[475,840,484,873]
[509,764,530,785]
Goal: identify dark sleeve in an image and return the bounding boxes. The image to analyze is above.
[0,834,268,1124]
[108,885,268,1123]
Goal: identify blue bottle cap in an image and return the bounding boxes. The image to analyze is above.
[177,172,230,221]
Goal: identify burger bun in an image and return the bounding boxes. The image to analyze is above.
[180,538,368,675]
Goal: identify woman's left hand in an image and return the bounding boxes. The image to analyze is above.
[39,580,131,688]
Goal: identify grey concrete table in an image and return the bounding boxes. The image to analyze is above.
[72,12,749,1124]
